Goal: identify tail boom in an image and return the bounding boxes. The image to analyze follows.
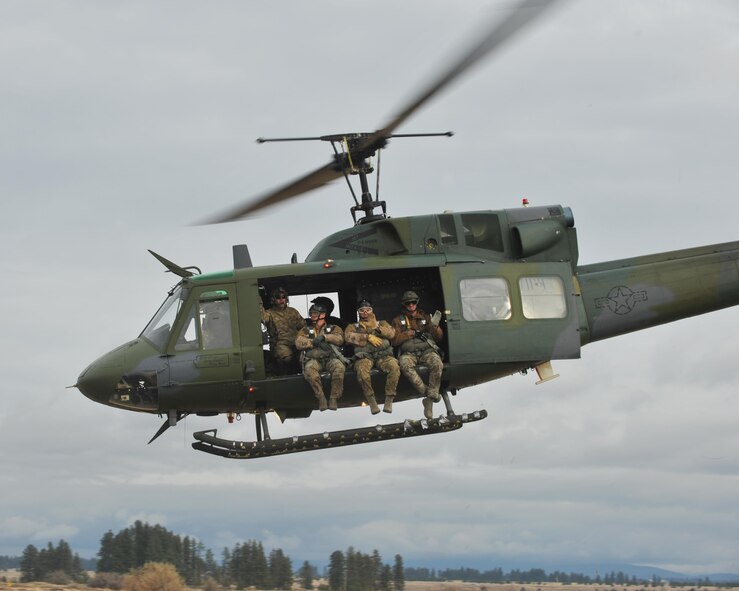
[577,241,739,344]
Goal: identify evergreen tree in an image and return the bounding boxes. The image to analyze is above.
[221,547,233,587]
[204,548,218,581]
[299,561,314,589]
[253,541,270,589]
[392,555,404,591]
[97,531,116,572]
[110,528,135,572]
[378,565,392,591]
[20,544,39,582]
[371,550,383,587]
[328,550,345,591]
[269,548,292,590]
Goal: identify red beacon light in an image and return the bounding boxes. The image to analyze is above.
[323,259,335,269]
[522,198,529,207]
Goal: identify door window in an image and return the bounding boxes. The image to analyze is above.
[460,278,511,321]
[519,276,567,319]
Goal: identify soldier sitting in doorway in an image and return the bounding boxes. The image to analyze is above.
[391,290,444,420]
[295,301,346,411]
[259,286,306,375]
[344,299,400,415]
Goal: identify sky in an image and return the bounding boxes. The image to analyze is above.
[2,0,739,577]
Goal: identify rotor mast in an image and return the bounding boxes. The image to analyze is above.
[256,131,453,224]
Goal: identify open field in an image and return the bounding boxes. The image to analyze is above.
[2,572,737,591]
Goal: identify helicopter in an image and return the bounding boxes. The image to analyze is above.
[74,0,739,459]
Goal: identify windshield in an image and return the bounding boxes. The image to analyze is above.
[140,285,189,351]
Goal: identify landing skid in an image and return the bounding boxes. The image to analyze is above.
[192,410,487,459]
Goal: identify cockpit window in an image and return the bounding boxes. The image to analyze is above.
[140,286,189,351]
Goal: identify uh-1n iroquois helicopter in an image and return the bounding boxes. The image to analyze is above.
[74,0,739,459]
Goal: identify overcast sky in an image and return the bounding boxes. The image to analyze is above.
[2,0,739,577]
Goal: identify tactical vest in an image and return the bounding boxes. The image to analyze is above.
[398,315,434,353]
[353,323,393,360]
[303,325,338,360]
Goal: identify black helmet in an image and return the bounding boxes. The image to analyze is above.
[356,298,373,310]
[311,296,334,315]
[309,302,329,316]
[401,290,420,304]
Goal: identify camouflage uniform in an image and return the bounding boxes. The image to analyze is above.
[345,312,399,414]
[295,322,345,411]
[260,301,306,374]
[391,305,444,417]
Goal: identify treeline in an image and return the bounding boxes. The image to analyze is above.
[406,566,598,583]
[97,521,215,585]
[0,556,19,569]
[19,540,87,584]
[403,567,709,586]
[12,523,734,588]
[326,548,404,591]
[98,521,296,589]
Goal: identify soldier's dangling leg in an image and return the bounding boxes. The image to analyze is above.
[325,357,346,408]
[303,358,328,411]
[354,357,375,398]
[354,357,380,414]
[420,349,443,401]
[377,356,399,413]
[398,352,426,395]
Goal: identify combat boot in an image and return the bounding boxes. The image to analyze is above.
[317,394,328,412]
[383,395,394,414]
[328,396,338,411]
[422,397,434,420]
[366,395,381,415]
[425,387,441,402]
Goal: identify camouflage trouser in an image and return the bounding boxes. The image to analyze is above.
[398,349,443,397]
[354,355,400,399]
[303,357,345,401]
[272,342,298,374]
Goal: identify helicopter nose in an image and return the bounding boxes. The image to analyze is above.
[76,343,128,405]
[76,338,165,411]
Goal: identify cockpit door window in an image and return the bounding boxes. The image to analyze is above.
[174,289,233,351]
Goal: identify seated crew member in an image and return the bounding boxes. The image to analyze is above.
[260,287,306,375]
[344,299,400,414]
[391,290,444,420]
[295,301,346,411]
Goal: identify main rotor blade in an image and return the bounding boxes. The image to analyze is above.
[200,161,343,224]
[366,0,562,146]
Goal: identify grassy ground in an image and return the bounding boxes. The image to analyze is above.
[2,571,737,591]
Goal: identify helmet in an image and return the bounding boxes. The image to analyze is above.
[311,296,334,315]
[356,298,373,310]
[401,290,420,304]
[271,287,288,302]
[309,302,329,316]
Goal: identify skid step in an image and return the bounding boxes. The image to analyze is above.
[192,410,487,459]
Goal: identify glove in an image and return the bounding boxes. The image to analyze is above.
[430,310,442,327]
[367,334,383,347]
[313,334,325,343]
